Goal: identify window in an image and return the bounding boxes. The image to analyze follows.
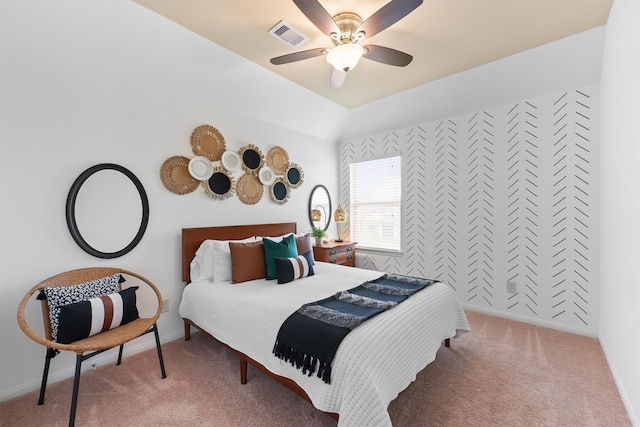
[349,156,402,252]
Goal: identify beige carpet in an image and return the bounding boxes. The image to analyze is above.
[1,311,631,427]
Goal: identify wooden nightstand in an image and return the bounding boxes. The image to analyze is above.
[313,241,357,267]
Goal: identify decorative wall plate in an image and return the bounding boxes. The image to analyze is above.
[160,156,199,195]
[258,166,275,186]
[236,173,264,205]
[270,177,291,205]
[239,144,264,174]
[266,146,290,175]
[221,150,241,172]
[202,166,235,200]
[286,163,304,189]
[188,156,214,181]
[191,125,226,161]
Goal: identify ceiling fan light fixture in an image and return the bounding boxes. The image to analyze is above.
[326,44,364,72]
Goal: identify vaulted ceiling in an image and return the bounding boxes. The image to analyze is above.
[133,0,612,109]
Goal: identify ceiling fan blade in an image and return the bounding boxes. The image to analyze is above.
[293,0,340,37]
[330,68,347,89]
[357,0,423,39]
[363,45,413,67]
[270,47,327,65]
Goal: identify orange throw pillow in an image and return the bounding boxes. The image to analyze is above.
[229,241,266,284]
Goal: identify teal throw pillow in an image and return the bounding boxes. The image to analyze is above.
[263,234,298,280]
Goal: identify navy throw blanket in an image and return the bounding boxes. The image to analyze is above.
[272,273,438,384]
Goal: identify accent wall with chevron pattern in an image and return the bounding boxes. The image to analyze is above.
[338,85,599,334]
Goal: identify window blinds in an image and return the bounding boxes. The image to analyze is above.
[349,156,401,251]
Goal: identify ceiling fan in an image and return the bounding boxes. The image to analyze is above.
[270,0,423,89]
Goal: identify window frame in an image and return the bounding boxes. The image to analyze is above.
[348,155,403,254]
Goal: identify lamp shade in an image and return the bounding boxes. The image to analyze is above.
[326,44,364,72]
[334,205,347,223]
[311,208,322,222]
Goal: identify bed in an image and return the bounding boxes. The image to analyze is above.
[179,222,470,427]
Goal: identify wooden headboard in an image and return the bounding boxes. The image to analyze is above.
[181,222,297,283]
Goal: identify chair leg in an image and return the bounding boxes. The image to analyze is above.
[117,344,124,365]
[68,354,83,427]
[37,348,58,405]
[153,323,167,379]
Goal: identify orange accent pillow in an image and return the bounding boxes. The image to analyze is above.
[229,241,266,284]
[295,233,315,265]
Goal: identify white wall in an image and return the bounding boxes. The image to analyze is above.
[0,0,346,401]
[337,22,608,337]
[339,85,600,336]
[341,27,606,142]
[599,0,640,424]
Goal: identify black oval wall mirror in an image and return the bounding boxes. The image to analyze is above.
[308,184,332,231]
[66,163,149,259]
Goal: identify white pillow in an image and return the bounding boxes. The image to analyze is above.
[190,240,215,282]
[190,237,256,282]
[212,237,257,282]
[213,237,250,282]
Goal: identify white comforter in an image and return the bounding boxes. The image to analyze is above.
[179,263,470,427]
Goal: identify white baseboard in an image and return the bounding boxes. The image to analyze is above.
[462,303,599,338]
[1,329,184,403]
[599,336,639,427]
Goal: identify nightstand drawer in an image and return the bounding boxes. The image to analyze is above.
[313,241,357,267]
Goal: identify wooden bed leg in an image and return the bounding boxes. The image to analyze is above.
[240,359,247,385]
[184,321,191,341]
[445,338,450,348]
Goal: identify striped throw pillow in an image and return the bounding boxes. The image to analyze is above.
[274,251,315,284]
[56,287,139,344]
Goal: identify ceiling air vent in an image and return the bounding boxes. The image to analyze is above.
[268,20,309,48]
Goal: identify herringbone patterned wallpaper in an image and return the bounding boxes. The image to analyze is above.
[338,86,598,333]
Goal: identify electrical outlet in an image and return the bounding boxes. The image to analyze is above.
[161,299,169,313]
[507,281,517,294]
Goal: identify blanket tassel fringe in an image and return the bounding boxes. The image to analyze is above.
[273,341,332,384]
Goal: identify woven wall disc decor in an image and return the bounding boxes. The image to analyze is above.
[270,177,291,205]
[220,150,241,172]
[258,166,275,186]
[191,125,226,161]
[162,126,305,203]
[202,166,235,200]
[236,173,263,205]
[188,156,214,181]
[266,146,289,175]
[160,156,199,195]
[286,163,304,189]
[239,144,264,175]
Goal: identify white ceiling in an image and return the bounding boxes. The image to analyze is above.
[133,0,612,109]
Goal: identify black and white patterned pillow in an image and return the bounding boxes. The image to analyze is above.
[40,273,123,341]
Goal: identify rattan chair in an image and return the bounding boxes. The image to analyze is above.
[17,267,167,427]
